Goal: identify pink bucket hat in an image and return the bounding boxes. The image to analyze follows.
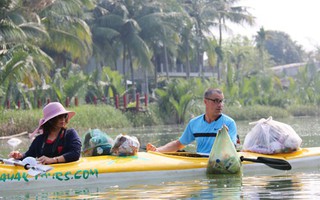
[29,102,76,138]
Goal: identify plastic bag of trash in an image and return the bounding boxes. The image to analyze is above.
[242,117,302,154]
[207,125,241,174]
[111,134,140,156]
[82,129,114,156]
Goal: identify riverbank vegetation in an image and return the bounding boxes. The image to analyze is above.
[1,100,319,137]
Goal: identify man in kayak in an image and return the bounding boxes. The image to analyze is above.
[9,102,81,164]
[147,88,238,155]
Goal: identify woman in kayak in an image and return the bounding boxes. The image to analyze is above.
[147,88,238,155]
[9,102,81,164]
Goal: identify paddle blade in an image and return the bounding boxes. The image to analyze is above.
[240,156,292,170]
[257,157,292,170]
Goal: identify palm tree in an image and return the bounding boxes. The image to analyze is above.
[91,1,158,101]
[178,18,194,79]
[137,0,185,89]
[178,0,221,78]
[89,3,121,69]
[21,0,95,104]
[255,27,266,70]
[39,0,94,67]
[212,0,255,81]
[0,0,54,108]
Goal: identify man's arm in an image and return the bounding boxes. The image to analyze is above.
[147,140,185,152]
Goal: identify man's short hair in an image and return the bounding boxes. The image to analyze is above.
[204,88,222,98]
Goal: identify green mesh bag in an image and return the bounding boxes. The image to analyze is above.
[207,126,242,174]
[82,129,114,156]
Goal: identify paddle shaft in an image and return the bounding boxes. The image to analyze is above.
[0,158,50,172]
[161,152,292,170]
[0,158,31,170]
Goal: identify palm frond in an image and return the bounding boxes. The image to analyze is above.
[0,19,26,44]
[19,22,49,41]
[47,28,91,63]
[40,0,84,17]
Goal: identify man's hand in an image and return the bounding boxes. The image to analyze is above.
[146,143,158,152]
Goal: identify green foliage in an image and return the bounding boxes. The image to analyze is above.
[84,67,125,104]
[124,104,163,127]
[40,0,93,65]
[264,30,304,65]
[0,44,54,108]
[0,0,11,9]
[63,72,88,101]
[2,0,320,127]
[155,78,215,124]
[103,67,126,98]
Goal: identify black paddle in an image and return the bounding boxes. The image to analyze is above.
[240,156,292,170]
[160,152,292,171]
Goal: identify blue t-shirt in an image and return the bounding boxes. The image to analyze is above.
[179,114,237,154]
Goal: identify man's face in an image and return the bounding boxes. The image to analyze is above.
[204,93,224,116]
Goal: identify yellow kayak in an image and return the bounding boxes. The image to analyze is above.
[1,147,320,192]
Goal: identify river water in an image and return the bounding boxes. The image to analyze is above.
[1,116,320,199]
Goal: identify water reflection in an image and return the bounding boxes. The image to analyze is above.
[3,173,320,199]
[199,174,242,199]
[242,173,320,199]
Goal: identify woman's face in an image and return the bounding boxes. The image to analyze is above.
[51,114,68,128]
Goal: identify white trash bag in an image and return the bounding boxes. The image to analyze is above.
[111,134,140,156]
[242,117,302,154]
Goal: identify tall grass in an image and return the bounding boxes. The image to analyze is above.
[286,104,320,117]
[185,100,292,122]
[0,104,164,137]
[0,105,132,137]
[124,103,164,127]
[70,105,132,134]
[0,109,41,137]
[224,105,291,121]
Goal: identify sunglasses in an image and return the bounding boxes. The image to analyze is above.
[205,98,224,104]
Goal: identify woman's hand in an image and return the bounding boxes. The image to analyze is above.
[37,156,56,165]
[8,151,23,160]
